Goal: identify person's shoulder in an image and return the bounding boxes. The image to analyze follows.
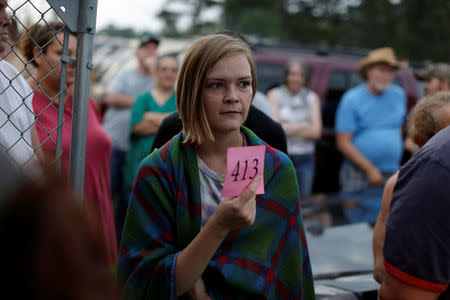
[111,69,137,83]
[341,84,365,102]
[135,91,152,102]
[0,61,32,95]
[387,84,406,97]
[0,60,18,75]
[138,135,181,174]
[115,68,136,76]
[304,87,319,102]
[0,59,19,74]
[421,126,450,167]
[266,87,277,99]
[247,129,291,167]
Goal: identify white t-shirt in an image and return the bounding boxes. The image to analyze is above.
[275,85,317,155]
[0,60,40,178]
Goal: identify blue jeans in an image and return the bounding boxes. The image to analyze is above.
[110,147,128,244]
[339,165,394,224]
[341,186,385,224]
[289,153,315,197]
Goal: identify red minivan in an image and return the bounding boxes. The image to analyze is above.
[253,45,419,194]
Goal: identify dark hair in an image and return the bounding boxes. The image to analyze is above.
[138,35,159,48]
[19,21,67,67]
[0,170,120,300]
[282,58,307,86]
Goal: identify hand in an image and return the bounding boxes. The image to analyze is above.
[186,279,212,300]
[212,176,261,233]
[365,167,384,187]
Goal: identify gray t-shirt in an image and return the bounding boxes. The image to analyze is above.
[197,156,225,228]
[102,69,153,151]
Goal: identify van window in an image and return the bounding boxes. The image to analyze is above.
[256,63,312,93]
[323,70,362,128]
[256,63,286,93]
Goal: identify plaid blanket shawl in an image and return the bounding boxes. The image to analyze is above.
[118,126,315,299]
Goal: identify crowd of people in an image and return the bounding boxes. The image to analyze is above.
[0,0,449,297]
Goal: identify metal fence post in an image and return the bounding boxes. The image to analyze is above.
[47,0,98,200]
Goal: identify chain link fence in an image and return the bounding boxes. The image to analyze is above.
[0,0,97,199]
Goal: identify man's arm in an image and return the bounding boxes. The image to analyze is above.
[106,93,135,108]
[105,70,137,108]
[373,172,398,283]
[336,132,384,186]
[379,272,440,300]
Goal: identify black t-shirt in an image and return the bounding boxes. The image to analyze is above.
[384,126,450,298]
[151,105,288,154]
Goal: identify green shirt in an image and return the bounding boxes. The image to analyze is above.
[122,92,177,191]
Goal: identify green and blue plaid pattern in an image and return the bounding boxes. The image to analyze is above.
[118,126,315,299]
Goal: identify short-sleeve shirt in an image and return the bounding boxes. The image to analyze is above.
[274,85,318,155]
[102,69,153,151]
[33,92,117,264]
[0,60,40,178]
[335,83,406,172]
[122,92,177,190]
[384,126,450,298]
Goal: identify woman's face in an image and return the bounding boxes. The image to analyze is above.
[154,56,178,90]
[36,32,77,89]
[286,62,305,94]
[202,53,253,135]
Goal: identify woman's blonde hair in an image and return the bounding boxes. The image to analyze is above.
[176,34,257,144]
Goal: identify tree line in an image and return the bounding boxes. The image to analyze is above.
[102,0,450,63]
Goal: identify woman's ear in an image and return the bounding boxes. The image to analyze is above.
[32,46,42,66]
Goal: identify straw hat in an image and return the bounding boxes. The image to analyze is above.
[358,47,400,78]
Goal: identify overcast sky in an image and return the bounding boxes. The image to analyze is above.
[97,0,165,32]
[7,0,219,34]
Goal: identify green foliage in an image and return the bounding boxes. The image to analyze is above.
[219,0,450,62]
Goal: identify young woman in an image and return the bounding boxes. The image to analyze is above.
[21,22,117,264]
[267,60,322,197]
[118,34,315,299]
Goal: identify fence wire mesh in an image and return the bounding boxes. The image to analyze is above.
[0,0,95,196]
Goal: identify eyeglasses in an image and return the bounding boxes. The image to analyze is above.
[158,66,178,73]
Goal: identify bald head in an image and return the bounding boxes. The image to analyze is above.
[412,92,450,147]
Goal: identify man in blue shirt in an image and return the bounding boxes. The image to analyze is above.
[335,47,406,224]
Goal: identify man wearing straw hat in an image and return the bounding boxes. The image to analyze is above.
[335,47,406,224]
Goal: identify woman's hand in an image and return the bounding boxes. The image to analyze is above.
[186,279,212,300]
[175,176,261,296]
[211,176,261,234]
